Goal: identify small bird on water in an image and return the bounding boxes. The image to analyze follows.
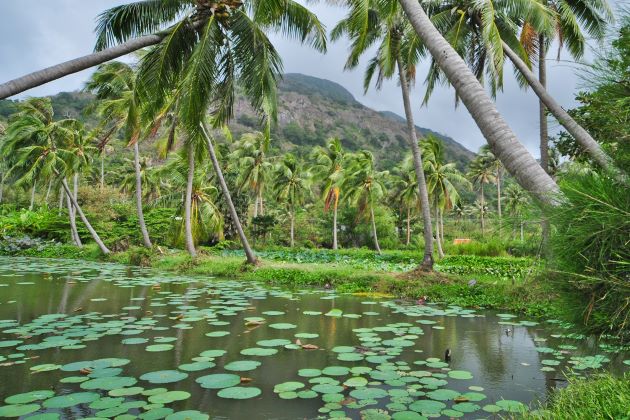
[444,348,452,362]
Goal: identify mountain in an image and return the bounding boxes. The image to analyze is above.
[230,73,474,170]
[0,73,474,170]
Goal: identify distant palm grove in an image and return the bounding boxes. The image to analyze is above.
[0,0,628,333]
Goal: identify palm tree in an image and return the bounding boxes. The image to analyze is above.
[398,0,559,205]
[392,155,420,246]
[230,132,272,217]
[479,145,503,222]
[421,0,616,174]
[0,0,327,99]
[312,138,346,250]
[504,183,531,241]
[333,0,434,269]
[85,61,153,248]
[467,152,496,236]
[344,151,389,254]
[272,153,311,247]
[157,148,223,249]
[423,136,470,257]
[1,98,110,254]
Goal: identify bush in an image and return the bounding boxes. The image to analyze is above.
[550,173,630,339]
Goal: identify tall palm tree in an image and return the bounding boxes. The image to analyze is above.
[478,145,503,221]
[272,153,311,247]
[312,138,346,250]
[423,136,470,257]
[344,151,389,254]
[0,0,327,99]
[0,98,110,254]
[398,0,559,205]
[230,132,272,217]
[421,0,616,174]
[504,183,531,241]
[157,148,223,249]
[333,0,434,269]
[467,152,496,236]
[85,61,153,248]
[392,155,420,246]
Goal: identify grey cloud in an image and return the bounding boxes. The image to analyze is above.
[0,0,592,157]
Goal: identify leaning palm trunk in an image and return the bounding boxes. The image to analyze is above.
[60,178,110,254]
[398,0,560,205]
[435,203,444,258]
[65,190,82,247]
[200,123,257,265]
[29,180,36,210]
[0,34,164,99]
[397,57,434,269]
[184,142,196,257]
[502,41,618,175]
[369,205,382,254]
[133,143,152,248]
[538,36,549,174]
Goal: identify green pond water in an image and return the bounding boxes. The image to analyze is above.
[0,257,628,420]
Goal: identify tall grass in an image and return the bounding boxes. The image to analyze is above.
[550,173,630,339]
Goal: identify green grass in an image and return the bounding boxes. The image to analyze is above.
[518,373,630,419]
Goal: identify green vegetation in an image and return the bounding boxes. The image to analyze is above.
[520,373,630,419]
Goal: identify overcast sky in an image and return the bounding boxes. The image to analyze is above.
[0,0,605,155]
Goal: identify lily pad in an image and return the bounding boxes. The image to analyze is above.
[240,347,278,356]
[5,390,54,404]
[217,387,261,399]
[148,391,191,404]
[224,360,261,371]
[0,404,40,417]
[43,392,100,409]
[140,370,188,384]
[196,374,241,389]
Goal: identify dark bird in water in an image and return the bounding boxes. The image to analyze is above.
[417,295,428,305]
[505,328,512,336]
[324,283,331,290]
[444,348,452,362]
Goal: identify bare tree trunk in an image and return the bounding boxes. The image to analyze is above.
[253,195,259,218]
[29,180,36,210]
[480,184,485,236]
[435,202,444,258]
[0,174,3,203]
[258,191,264,216]
[406,205,411,246]
[332,191,339,250]
[370,205,381,254]
[502,40,617,174]
[520,221,524,242]
[440,208,445,244]
[0,33,165,99]
[45,180,52,205]
[200,123,257,265]
[399,0,560,205]
[61,177,109,254]
[133,142,152,248]
[290,210,295,248]
[100,153,105,190]
[58,186,64,215]
[496,169,502,236]
[65,190,82,247]
[398,56,434,269]
[71,173,79,239]
[184,142,196,257]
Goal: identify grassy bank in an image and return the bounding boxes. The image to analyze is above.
[4,242,572,320]
[518,373,630,419]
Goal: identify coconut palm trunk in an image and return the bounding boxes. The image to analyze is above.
[406,205,411,246]
[133,142,152,248]
[200,123,257,265]
[100,154,105,190]
[58,186,64,215]
[289,210,295,248]
[502,41,617,174]
[480,184,485,236]
[440,209,444,244]
[398,0,560,205]
[520,220,525,242]
[29,180,36,210]
[0,34,165,99]
[70,173,80,240]
[184,142,196,257]
[60,178,110,254]
[370,205,382,254]
[332,189,339,250]
[397,56,435,269]
[0,174,4,203]
[538,36,549,174]
[45,180,52,204]
[435,202,444,258]
[65,190,82,247]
